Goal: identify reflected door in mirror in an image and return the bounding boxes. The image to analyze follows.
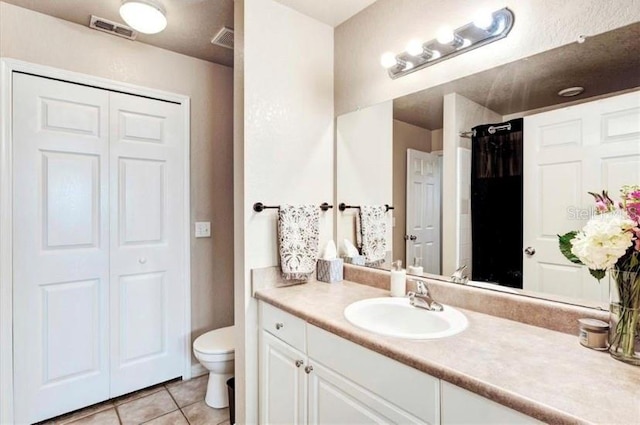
[406,149,442,274]
[523,91,640,303]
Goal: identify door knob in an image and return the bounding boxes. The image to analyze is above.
[138,258,147,264]
[404,235,417,241]
[304,365,313,374]
[524,247,536,256]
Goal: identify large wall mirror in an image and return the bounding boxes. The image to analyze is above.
[336,23,640,308]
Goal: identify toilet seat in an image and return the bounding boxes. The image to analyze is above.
[194,325,235,355]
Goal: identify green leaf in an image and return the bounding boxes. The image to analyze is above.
[558,232,582,264]
[589,268,606,281]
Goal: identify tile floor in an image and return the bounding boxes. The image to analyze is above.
[38,375,230,425]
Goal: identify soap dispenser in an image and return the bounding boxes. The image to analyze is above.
[407,257,424,276]
[390,260,406,297]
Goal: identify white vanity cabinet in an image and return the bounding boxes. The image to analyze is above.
[441,382,540,424]
[259,303,308,424]
[259,302,435,424]
[259,301,537,425]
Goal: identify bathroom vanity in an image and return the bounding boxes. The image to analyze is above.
[254,268,640,425]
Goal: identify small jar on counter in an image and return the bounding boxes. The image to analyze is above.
[578,318,609,351]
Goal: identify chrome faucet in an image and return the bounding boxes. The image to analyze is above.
[407,279,443,312]
[451,265,468,284]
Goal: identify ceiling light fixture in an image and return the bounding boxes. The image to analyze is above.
[380,7,515,79]
[119,0,167,35]
[558,86,585,97]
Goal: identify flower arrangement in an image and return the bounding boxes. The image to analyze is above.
[559,185,640,364]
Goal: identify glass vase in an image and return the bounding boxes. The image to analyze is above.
[609,269,640,365]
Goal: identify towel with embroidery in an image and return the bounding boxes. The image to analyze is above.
[278,205,320,281]
[357,205,387,266]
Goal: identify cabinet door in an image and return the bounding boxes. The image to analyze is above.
[308,361,427,425]
[259,330,307,424]
[441,382,540,424]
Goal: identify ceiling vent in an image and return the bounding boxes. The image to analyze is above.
[211,27,234,50]
[90,15,138,40]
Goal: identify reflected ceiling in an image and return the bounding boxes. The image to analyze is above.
[394,23,640,130]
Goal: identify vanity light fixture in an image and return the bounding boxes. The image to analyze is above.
[380,7,515,79]
[119,0,167,34]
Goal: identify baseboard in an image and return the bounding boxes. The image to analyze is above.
[191,363,207,378]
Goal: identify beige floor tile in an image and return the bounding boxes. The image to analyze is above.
[166,376,208,407]
[117,389,177,425]
[113,383,166,406]
[65,408,120,425]
[40,400,115,425]
[181,401,229,425]
[217,421,230,425]
[141,410,188,425]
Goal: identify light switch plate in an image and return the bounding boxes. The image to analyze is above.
[195,221,211,238]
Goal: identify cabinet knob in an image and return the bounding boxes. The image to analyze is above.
[275,322,284,330]
[295,360,304,368]
[138,258,147,264]
[524,247,536,256]
[304,365,313,374]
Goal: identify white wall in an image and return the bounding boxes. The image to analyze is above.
[234,0,334,422]
[0,0,234,370]
[335,0,640,116]
[336,102,393,255]
[442,93,501,275]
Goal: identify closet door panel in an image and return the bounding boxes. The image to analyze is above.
[109,92,185,397]
[12,73,110,424]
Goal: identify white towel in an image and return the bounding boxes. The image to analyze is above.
[357,205,387,266]
[278,205,320,281]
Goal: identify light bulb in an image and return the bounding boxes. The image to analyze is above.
[406,39,424,56]
[431,50,441,60]
[473,9,494,30]
[380,52,398,69]
[404,61,414,71]
[120,0,167,34]
[460,38,472,48]
[436,26,455,44]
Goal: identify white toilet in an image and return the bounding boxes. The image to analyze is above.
[193,325,235,408]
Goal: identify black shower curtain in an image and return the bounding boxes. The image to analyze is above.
[470,118,523,288]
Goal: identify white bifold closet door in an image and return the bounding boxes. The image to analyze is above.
[12,73,185,424]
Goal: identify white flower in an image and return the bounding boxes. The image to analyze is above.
[571,212,635,270]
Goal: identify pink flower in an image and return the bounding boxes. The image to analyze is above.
[595,201,608,213]
[633,227,640,251]
[626,201,640,222]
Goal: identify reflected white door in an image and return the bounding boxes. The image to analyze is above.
[406,149,441,274]
[109,92,185,396]
[13,73,111,423]
[523,91,640,302]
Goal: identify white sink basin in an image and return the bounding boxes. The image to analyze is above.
[344,297,468,340]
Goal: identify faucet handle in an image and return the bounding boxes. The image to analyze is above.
[408,278,429,295]
[416,281,428,295]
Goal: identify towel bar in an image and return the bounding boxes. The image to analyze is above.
[338,203,394,212]
[253,202,334,213]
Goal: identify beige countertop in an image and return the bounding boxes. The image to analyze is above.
[255,280,640,425]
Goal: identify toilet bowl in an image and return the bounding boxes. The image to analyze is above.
[193,325,235,408]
